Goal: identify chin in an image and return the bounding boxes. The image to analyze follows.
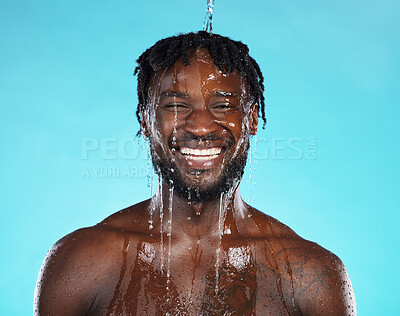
[152,142,249,202]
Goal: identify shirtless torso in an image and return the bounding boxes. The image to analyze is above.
[34,198,355,315]
[35,32,356,315]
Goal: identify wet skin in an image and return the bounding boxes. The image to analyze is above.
[146,47,258,194]
[34,50,356,315]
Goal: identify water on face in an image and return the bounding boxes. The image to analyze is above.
[227,76,252,166]
[144,68,170,163]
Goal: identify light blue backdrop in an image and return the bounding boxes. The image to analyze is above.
[1,0,399,314]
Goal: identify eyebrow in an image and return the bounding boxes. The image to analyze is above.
[159,90,239,98]
[160,91,189,98]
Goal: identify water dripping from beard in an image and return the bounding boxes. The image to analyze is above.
[150,134,250,203]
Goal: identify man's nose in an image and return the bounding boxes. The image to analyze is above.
[183,107,218,137]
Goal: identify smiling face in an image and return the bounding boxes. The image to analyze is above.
[143,48,258,201]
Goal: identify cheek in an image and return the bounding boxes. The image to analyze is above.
[221,113,246,140]
[156,108,191,135]
[154,111,175,135]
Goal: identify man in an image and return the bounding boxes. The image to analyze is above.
[34,31,356,315]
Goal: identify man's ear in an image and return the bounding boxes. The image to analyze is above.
[249,103,259,135]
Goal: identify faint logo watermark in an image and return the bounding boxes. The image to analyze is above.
[254,137,317,160]
[81,166,148,179]
[80,136,318,178]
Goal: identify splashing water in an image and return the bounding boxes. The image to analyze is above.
[203,0,215,33]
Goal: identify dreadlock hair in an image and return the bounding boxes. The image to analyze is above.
[134,31,266,134]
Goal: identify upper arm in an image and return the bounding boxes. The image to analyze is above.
[34,229,116,316]
[294,250,356,316]
[34,235,87,315]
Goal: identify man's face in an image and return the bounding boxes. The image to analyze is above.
[144,48,258,201]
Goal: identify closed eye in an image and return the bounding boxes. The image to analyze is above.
[211,103,239,113]
[163,103,190,112]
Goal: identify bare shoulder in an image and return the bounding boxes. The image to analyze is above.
[34,226,126,315]
[99,198,152,232]
[249,208,356,315]
[285,238,356,315]
[34,199,151,316]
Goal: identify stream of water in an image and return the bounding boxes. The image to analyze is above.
[203,0,215,33]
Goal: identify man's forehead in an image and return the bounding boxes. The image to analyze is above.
[150,53,246,93]
[191,47,215,64]
[153,48,218,76]
[152,47,240,79]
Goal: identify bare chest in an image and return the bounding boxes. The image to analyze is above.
[89,240,300,315]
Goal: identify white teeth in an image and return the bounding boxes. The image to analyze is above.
[179,147,222,158]
[184,154,219,161]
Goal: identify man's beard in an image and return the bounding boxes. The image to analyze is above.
[151,140,249,203]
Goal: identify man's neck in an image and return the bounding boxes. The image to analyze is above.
[151,181,249,238]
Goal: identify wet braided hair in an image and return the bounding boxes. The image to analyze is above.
[134,31,266,133]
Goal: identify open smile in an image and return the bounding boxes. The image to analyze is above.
[170,142,228,170]
[179,147,222,161]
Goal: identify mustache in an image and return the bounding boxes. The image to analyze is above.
[168,132,234,147]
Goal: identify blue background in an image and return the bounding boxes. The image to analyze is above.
[1,0,399,314]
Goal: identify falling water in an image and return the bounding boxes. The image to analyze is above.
[170,106,178,172]
[250,127,258,205]
[251,135,257,204]
[146,147,152,188]
[231,77,251,162]
[248,139,253,186]
[158,176,164,273]
[214,193,225,294]
[247,136,256,204]
[148,145,155,230]
[203,0,215,33]
[166,181,174,294]
[253,134,257,185]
